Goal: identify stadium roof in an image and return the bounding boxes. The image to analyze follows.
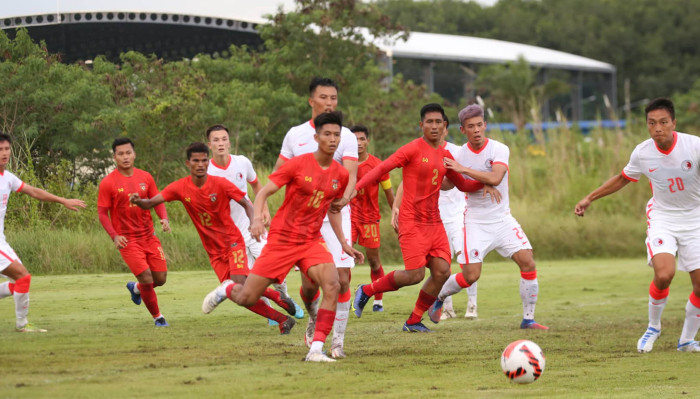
[1,0,614,73]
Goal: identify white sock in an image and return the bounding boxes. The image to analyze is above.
[132,283,140,295]
[14,291,29,328]
[373,299,383,306]
[443,295,454,312]
[680,299,700,343]
[648,295,667,330]
[466,281,478,306]
[310,341,324,354]
[215,279,233,299]
[520,278,538,320]
[273,281,290,298]
[0,281,11,299]
[331,300,350,347]
[438,274,465,301]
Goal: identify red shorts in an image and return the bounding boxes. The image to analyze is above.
[351,220,381,249]
[251,240,334,284]
[209,244,248,283]
[398,224,451,270]
[119,235,167,276]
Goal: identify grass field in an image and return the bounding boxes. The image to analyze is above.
[1,258,698,398]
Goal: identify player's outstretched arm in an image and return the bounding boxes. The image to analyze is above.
[250,179,271,226]
[329,210,364,264]
[19,184,86,211]
[574,173,630,217]
[445,168,484,193]
[444,157,508,186]
[391,182,403,233]
[130,193,165,210]
[251,181,281,241]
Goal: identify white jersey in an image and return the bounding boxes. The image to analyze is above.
[280,120,358,164]
[439,142,467,223]
[623,132,700,224]
[0,171,24,243]
[454,138,511,222]
[207,154,257,232]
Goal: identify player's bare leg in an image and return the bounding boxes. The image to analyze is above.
[300,273,320,347]
[403,258,450,332]
[512,249,547,330]
[227,274,297,334]
[2,261,45,332]
[638,253,675,352]
[331,267,351,358]
[365,247,386,311]
[305,262,340,362]
[678,268,700,352]
[353,266,427,318]
[130,269,168,326]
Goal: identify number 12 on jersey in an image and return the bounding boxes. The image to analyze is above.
[307,190,325,208]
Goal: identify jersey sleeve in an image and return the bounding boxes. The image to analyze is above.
[622,146,642,182]
[268,158,297,188]
[223,179,247,202]
[444,151,485,192]
[160,180,182,202]
[341,130,359,161]
[146,173,168,220]
[493,143,510,168]
[97,178,112,208]
[244,157,258,184]
[279,130,294,161]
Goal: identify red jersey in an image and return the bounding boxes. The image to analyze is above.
[98,168,166,239]
[351,154,390,224]
[356,138,483,226]
[160,175,247,254]
[267,153,349,245]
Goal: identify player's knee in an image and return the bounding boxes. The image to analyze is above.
[464,271,480,285]
[406,268,425,284]
[321,279,341,297]
[368,258,381,271]
[655,271,675,287]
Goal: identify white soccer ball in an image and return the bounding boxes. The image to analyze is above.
[500,340,545,384]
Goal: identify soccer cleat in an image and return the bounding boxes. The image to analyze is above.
[268,319,279,326]
[278,317,296,335]
[372,304,384,312]
[15,323,47,333]
[154,316,169,327]
[464,304,478,319]
[293,302,305,319]
[427,300,444,324]
[279,296,300,317]
[677,340,700,352]
[402,321,433,333]
[304,352,336,363]
[520,319,549,330]
[637,326,660,353]
[330,345,346,359]
[202,288,226,314]
[126,281,141,305]
[305,317,316,348]
[352,285,370,318]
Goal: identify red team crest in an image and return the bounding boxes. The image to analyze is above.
[471,249,480,258]
[332,179,339,191]
[139,183,146,191]
[485,158,494,168]
[682,160,693,171]
[209,193,217,202]
[653,238,664,247]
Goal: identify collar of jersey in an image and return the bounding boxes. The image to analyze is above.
[309,119,315,129]
[655,131,677,155]
[467,138,489,154]
[210,155,232,170]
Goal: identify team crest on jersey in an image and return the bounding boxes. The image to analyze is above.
[209,193,217,202]
[237,172,244,181]
[485,158,494,168]
[332,179,339,190]
[682,160,693,171]
[139,183,146,191]
[470,249,480,258]
[653,238,664,247]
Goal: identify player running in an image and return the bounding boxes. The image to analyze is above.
[274,77,358,358]
[349,125,395,312]
[131,142,298,334]
[352,103,491,332]
[227,111,364,362]
[427,105,548,330]
[575,97,700,353]
[205,124,303,321]
[0,132,85,332]
[98,138,171,327]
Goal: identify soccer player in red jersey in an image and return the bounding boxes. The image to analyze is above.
[349,125,395,312]
[228,112,364,362]
[351,103,496,332]
[130,142,299,334]
[98,138,171,327]
[0,133,85,333]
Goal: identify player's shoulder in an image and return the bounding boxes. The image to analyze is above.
[340,126,356,139]
[133,168,155,180]
[487,138,508,150]
[367,153,382,164]
[286,120,313,136]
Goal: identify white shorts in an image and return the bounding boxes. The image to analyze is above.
[0,241,21,273]
[320,205,354,269]
[242,228,267,269]
[442,217,465,259]
[645,218,700,272]
[457,215,532,264]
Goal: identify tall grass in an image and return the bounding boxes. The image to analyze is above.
[6,124,656,274]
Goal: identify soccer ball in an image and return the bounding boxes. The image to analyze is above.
[500,340,545,384]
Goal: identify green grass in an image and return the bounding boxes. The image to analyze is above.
[0,259,698,398]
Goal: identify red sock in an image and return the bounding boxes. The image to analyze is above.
[13,274,30,293]
[456,272,470,288]
[520,270,537,280]
[137,283,160,318]
[247,299,288,323]
[406,289,436,325]
[689,292,700,308]
[8,282,15,294]
[649,281,669,300]
[338,290,351,302]
[299,286,320,305]
[370,265,385,301]
[362,271,399,297]
[263,287,294,314]
[312,308,335,343]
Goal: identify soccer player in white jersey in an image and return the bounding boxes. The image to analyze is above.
[427,104,548,330]
[0,132,86,332]
[273,77,358,358]
[203,124,303,321]
[576,97,700,353]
